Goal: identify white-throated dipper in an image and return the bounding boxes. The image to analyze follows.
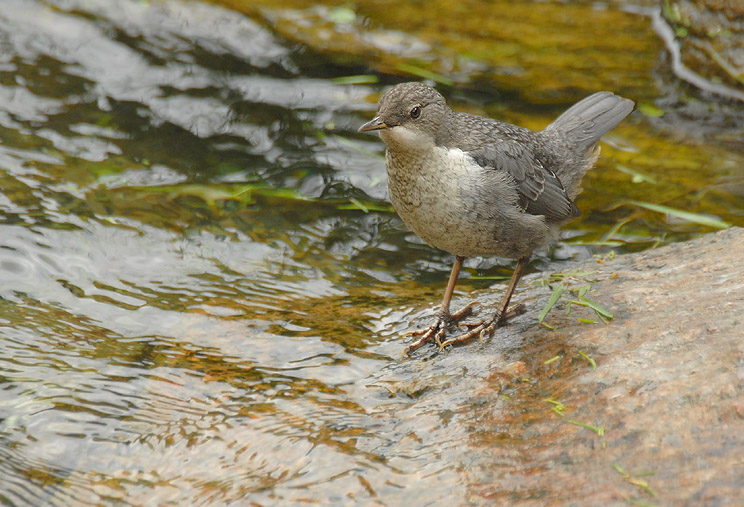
[359,82,633,355]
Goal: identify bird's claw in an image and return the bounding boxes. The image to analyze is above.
[402,301,480,356]
[402,320,444,356]
[409,302,526,354]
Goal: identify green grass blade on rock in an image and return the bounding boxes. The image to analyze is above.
[538,282,566,329]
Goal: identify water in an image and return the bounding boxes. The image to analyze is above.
[0,0,742,503]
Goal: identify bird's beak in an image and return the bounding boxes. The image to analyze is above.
[358,116,388,132]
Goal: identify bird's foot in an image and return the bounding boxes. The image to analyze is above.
[437,303,526,350]
[402,302,480,356]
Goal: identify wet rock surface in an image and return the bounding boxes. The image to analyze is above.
[401,227,744,504]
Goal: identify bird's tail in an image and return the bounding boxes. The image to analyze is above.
[545,91,634,153]
[543,91,634,198]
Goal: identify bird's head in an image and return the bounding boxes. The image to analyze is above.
[359,82,450,150]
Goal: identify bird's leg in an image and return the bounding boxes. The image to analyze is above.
[403,256,479,355]
[439,256,530,349]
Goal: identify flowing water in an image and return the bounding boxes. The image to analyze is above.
[0,0,742,504]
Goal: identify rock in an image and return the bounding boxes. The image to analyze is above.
[400,227,744,504]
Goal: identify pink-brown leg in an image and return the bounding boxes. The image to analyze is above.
[403,256,480,355]
[438,256,529,349]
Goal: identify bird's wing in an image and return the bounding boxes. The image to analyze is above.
[466,140,580,223]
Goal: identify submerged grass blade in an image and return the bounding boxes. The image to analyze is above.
[615,164,657,184]
[638,102,666,118]
[337,200,394,212]
[348,197,368,213]
[602,217,632,241]
[614,200,730,229]
[331,134,385,160]
[396,63,455,86]
[137,183,313,206]
[567,239,625,247]
[331,74,379,85]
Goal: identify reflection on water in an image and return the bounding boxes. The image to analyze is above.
[0,0,742,503]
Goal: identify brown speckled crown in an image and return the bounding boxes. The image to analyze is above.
[378,82,446,109]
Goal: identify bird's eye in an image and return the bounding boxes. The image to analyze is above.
[410,106,421,119]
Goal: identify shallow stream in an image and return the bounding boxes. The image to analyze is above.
[0,0,742,503]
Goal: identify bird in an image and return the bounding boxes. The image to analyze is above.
[358,82,634,355]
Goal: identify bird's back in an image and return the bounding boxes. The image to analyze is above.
[441,92,633,209]
[444,112,581,226]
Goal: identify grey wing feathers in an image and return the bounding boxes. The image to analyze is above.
[545,91,634,153]
[467,141,580,223]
